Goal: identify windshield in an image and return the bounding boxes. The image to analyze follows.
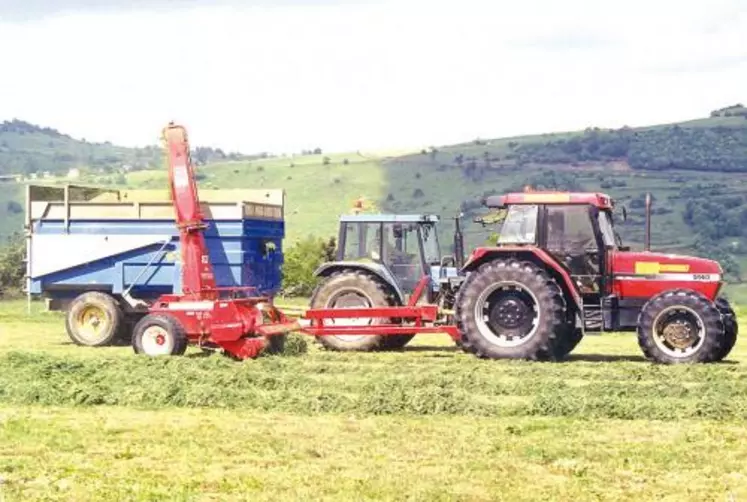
[420,222,441,264]
[597,210,617,248]
[497,204,538,244]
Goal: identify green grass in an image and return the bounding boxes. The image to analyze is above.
[1,299,747,500]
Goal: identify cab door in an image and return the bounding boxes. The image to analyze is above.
[544,204,603,296]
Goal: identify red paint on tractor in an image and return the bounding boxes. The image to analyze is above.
[609,250,723,300]
[463,245,583,309]
[486,191,613,209]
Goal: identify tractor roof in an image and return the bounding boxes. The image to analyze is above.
[484,191,614,210]
[339,214,440,223]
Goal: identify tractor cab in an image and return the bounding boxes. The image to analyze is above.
[333,214,458,300]
[481,192,621,303]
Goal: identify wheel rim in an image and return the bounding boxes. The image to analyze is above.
[325,289,374,342]
[652,306,705,358]
[474,281,540,347]
[141,325,174,355]
[74,305,110,343]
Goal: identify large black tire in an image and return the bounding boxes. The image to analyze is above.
[309,271,413,352]
[65,291,124,347]
[553,325,584,360]
[637,289,724,364]
[712,297,738,362]
[455,259,567,360]
[132,314,188,356]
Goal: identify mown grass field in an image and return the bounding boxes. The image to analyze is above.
[1,299,747,501]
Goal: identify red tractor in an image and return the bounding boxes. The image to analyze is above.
[455,191,738,364]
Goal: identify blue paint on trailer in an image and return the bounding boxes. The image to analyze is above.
[26,185,286,309]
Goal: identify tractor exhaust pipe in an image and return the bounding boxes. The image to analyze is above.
[454,213,465,268]
[644,192,651,252]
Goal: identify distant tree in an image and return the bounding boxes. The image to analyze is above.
[281,236,336,296]
[0,233,25,298]
[313,147,322,155]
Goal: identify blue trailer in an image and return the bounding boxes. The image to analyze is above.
[25,184,286,347]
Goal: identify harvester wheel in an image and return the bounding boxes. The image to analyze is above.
[309,270,412,351]
[711,297,738,362]
[455,259,566,360]
[637,289,724,364]
[553,325,584,360]
[132,314,188,357]
[65,291,125,347]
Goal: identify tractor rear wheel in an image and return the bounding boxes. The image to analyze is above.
[455,259,566,360]
[553,325,584,360]
[65,291,125,347]
[637,289,724,364]
[310,271,412,351]
[132,314,188,356]
[711,297,738,362]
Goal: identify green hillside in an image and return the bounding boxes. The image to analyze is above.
[0,119,164,177]
[2,105,747,290]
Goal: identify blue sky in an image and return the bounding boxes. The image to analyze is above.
[0,0,744,154]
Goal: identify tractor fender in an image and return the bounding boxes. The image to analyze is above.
[313,262,406,304]
[461,246,583,313]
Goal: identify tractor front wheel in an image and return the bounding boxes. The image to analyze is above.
[455,259,567,360]
[309,271,413,351]
[132,314,188,357]
[711,297,738,362]
[637,289,725,364]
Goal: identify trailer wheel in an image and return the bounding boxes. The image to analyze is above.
[132,314,188,356]
[637,289,724,364]
[711,297,738,362]
[310,270,406,351]
[65,292,124,347]
[553,325,583,360]
[455,259,566,360]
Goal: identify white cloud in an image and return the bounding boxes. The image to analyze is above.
[0,0,744,154]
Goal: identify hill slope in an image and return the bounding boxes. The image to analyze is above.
[2,106,747,288]
[0,119,164,177]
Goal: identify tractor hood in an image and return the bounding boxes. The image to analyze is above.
[613,251,723,277]
[612,250,724,300]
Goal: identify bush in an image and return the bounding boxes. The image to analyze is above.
[0,233,25,298]
[281,235,336,296]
